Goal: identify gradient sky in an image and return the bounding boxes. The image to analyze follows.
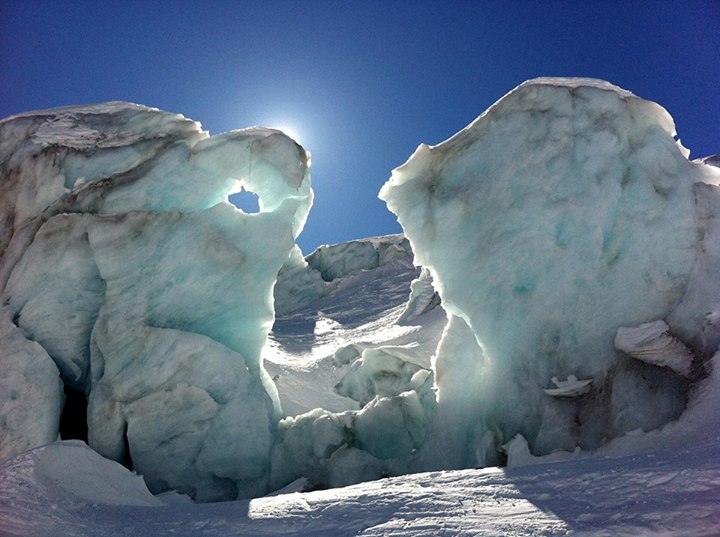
[1,1,718,253]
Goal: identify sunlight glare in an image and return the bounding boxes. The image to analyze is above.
[268,122,304,146]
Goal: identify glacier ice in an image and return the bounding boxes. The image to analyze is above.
[273,235,413,316]
[2,78,720,504]
[273,245,327,315]
[0,102,312,500]
[0,309,63,457]
[381,77,720,463]
[305,235,411,282]
[396,267,441,325]
[334,346,433,406]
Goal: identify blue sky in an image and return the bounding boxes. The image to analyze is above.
[1,0,718,253]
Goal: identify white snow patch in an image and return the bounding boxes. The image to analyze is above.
[615,320,694,377]
[543,375,593,398]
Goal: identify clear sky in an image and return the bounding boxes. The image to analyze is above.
[1,0,718,254]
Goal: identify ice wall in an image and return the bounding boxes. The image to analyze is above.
[0,102,312,500]
[380,78,720,466]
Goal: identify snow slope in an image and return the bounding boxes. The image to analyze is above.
[1,439,718,536]
[266,234,444,417]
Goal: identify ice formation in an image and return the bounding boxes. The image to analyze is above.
[0,102,312,500]
[2,78,720,505]
[266,234,439,491]
[273,234,413,315]
[0,312,63,457]
[396,267,441,325]
[381,77,720,465]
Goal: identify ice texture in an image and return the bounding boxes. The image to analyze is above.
[0,309,63,457]
[381,77,720,463]
[273,234,413,315]
[0,102,312,500]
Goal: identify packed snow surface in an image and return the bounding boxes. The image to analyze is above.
[1,439,718,536]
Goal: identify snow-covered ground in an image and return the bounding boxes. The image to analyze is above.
[1,438,718,536]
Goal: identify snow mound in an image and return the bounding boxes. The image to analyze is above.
[25,441,161,506]
[381,77,720,464]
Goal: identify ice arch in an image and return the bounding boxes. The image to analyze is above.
[229,186,261,213]
[0,103,312,501]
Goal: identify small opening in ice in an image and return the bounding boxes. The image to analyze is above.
[121,424,133,470]
[228,187,260,214]
[59,384,88,442]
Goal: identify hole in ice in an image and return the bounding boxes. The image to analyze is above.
[121,424,133,470]
[228,186,260,214]
[59,384,88,442]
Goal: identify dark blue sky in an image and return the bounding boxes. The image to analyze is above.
[2,1,718,253]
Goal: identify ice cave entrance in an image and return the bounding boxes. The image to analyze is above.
[59,384,88,443]
[228,186,260,214]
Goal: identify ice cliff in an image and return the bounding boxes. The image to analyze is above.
[0,102,312,501]
[380,77,720,467]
